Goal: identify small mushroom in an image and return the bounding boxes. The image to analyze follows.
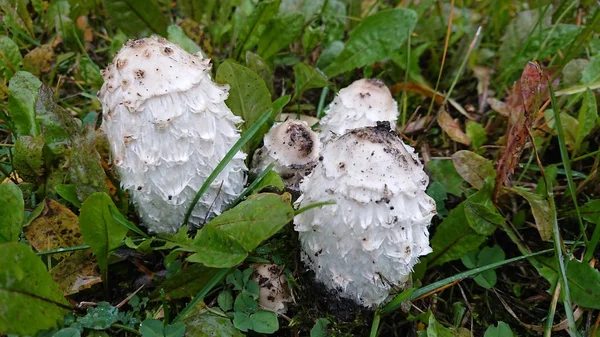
[252,264,292,314]
[320,79,398,143]
[294,122,436,307]
[99,37,247,233]
[251,120,320,191]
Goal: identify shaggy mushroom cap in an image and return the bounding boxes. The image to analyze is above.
[99,37,247,233]
[252,264,292,314]
[294,122,436,307]
[319,79,398,143]
[251,120,320,190]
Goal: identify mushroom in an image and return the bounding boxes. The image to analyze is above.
[294,122,436,307]
[99,37,247,233]
[252,264,292,314]
[319,79,398,143]
[251,119,320,191]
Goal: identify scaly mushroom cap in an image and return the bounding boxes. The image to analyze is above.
[99,37,247,233]
[251,120,320,190]
[320,79,398,143]
[294,122,436,307]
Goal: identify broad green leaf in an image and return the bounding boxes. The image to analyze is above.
[78,302,119,330]
[451,150,495,190]
[164,322,185,337]
[178,0,216,24]
[150,264,221,300]
[0,0,34,35]
[426,181,448,218]
[0,242,70,335]
[77,57,104,89]
[210,193,295,251]
[8,71,42,136]
[310,318,330,337]
[234,291,258,314]
[471,246,505,289]
[426,159,465,197]
[35,84,81,155]
[139,319,164,337]
[256,12,304,59]
[580,199,600,224]
[428,188,491,267]
[188,225,248,268]
[102,0,168,36]
[581,55,600,84]
[233,312,254,332]
[181,312,244,337]
[78,193,129,276]
[280,0,324,23]
[45,0,79,49]
[253,170,285,193]
[466,121,488,149]
[0,182,24,242]
[246,51,274,95]
[12,135,45,183]
[565,259,600,309]
[293,63,329,100]
[483,322,514,337]
[216,60,272,150]
[234,0,281,59]
[426,314,454,337]
[316,41,344,70]
[544,110,578,148]
[0,36,22,78]
[218,290,234,312]
[562,59,588,86]
[464,201,503,236]
[510,187,552,241]
[53,327,81,337]
[68,128,109,202]
[323,8,417,78]
[167,25,203,55]
[249,310,279,334]
[55,184,82,208]
[575,88,598,154]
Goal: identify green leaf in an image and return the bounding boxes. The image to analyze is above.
[77,57,104,89]
[139,319,164,337]
[67,128,109,202]
[234,291,258,314]
[426,181,448,218]
[466,121,488,149]
[575,88,598,154]
[426,314,454,337]
[102,0,168,36]
[12,135,45,183]
[8,71,42,136]
[426,159,465,197]
[234,0,281,59]
[78,193,129,276]
[580,199,600,224]
[293,63,329,100]
[256,12,304,59]
[310,318,330,337]
[0,242,70,335]
[52,327,81,337]
[35,84,81,155]
[177,0,216,24]
[181,312,244,337]
[209,193,294,251]
[565,259,600,309]
[464,201,504,236]
[78,302,119,330]
[55,184,82,208]
[467,246,505,289]
[451,150,495,190]
[249,310,279,334]
[581,55,600,84]
[0,182,24,243]
[323,8,417,78]
[188,225,248,268]
[233,312,253,332]
[167,25,203,54]
[0,36,23,78]
[150,264,221,300]
[215,60,272,150]
[246,51,274,95]
[164,322,185,337]
[484,322,514,337]
[218,290,234,312]
[316,41,344,70]
[509,187,552,241]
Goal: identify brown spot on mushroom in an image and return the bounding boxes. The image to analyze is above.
[143,50,151,58]
[121,79,129,88]
[162,46,174,55]
[405,246,411,254]
[285,123,315,158]
[116,58,128,69]
[365,78,385,88]
[134,69,145,79]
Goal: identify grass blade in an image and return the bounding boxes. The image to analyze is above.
[172,268,231,322]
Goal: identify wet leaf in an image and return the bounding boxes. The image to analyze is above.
[249,310,279,334]
[50,250,102,295]
[293,63,329,100]
[188,225,248,268]
[168,24,203,54]
[234,0,280,59]
[22,44,55,77]
[246,52,274,96]
[509,187,552,241]
[53,327,82,337]
[256,12,304,60]
[35,84,81,155]
[253,170,285,193]
[0,36,23,78]
[464,201,504,236]
[78,193,129,277]
[78,302,119,330]
[438,107,471,145]
[0,182,24,243]
[68,127,109,202]
[0,242,70,335]
[102,0,168,36]
[12,135,45,183]
[55,184,82,208]
[574,88,598,154]
[323,8,417,78]
[8,71,42,137]
[181,312,244,337]
[451,151,495,190]
[484,322,514,337]
[426,159,465,197]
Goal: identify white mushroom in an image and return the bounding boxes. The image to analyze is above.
[99,37,247,233]
[252,264,292,314]
[251,120,320,191]
[319,79,398,143]
[294,122,436,307]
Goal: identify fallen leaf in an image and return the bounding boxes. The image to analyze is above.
[509,187,552,241]
[452,150,495,190]
[437,106,471,145]
[50,250,102,295]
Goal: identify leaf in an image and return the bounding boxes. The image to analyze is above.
[253,170,285,193]
[471,246,505,289]
[209,193,295,252]
[68,127,109,202]
[574,88,598,154]
[498,7,551,69]
[580,199,600,224]
[256,12,304,59]
[310,318,330,337]
[55,184,82,208]
[581,55,600,84]
[565,259,600,309]
[0,242,70,335]
[24,199,83,260]
[426,314,454,337]
[78,193,129,276]
[234,291,258,314]
[177,0,216,24]
[8,71,42,136]
[164,322,185,337]
[0,0,34,36]
[438,107,471,145]
[249,310,279,334]
[426,159,465,197]
[464,202,504,236]
[426,181,449,218]
[78,302,119,330]
[466,121,488,149]
[50,250,102,296]
[188,225,248,268]
[218,290,234,312]
[484,322,514,337]
[0,182,24,243]
[216,60,272,150]
[233,312,254,332]
[181,312,244,337]
[167,24,203,54]
[77,57,104,89]
[293,63,329,100]
[151,264,221,300]
[102,0,168,36]
[0,36,23,78]
[22,44,54,77]
[246,51,274,96]
[234,0,281,59]
[509,187,552,241]
[323,8,417,78]
[451,151,495,190]
[53,327,82,337]
[316,41,344,70]
[139,319,165,337]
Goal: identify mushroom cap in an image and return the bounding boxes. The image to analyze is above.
[101,36,211,112]
[252,264,292,314]
[294,123,435,307]
[251,120,320,190]
[320,79,398,142]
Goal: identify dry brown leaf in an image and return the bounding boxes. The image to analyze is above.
[22,44,54,77]
[437,106,471,145]
[50,250,102,295]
